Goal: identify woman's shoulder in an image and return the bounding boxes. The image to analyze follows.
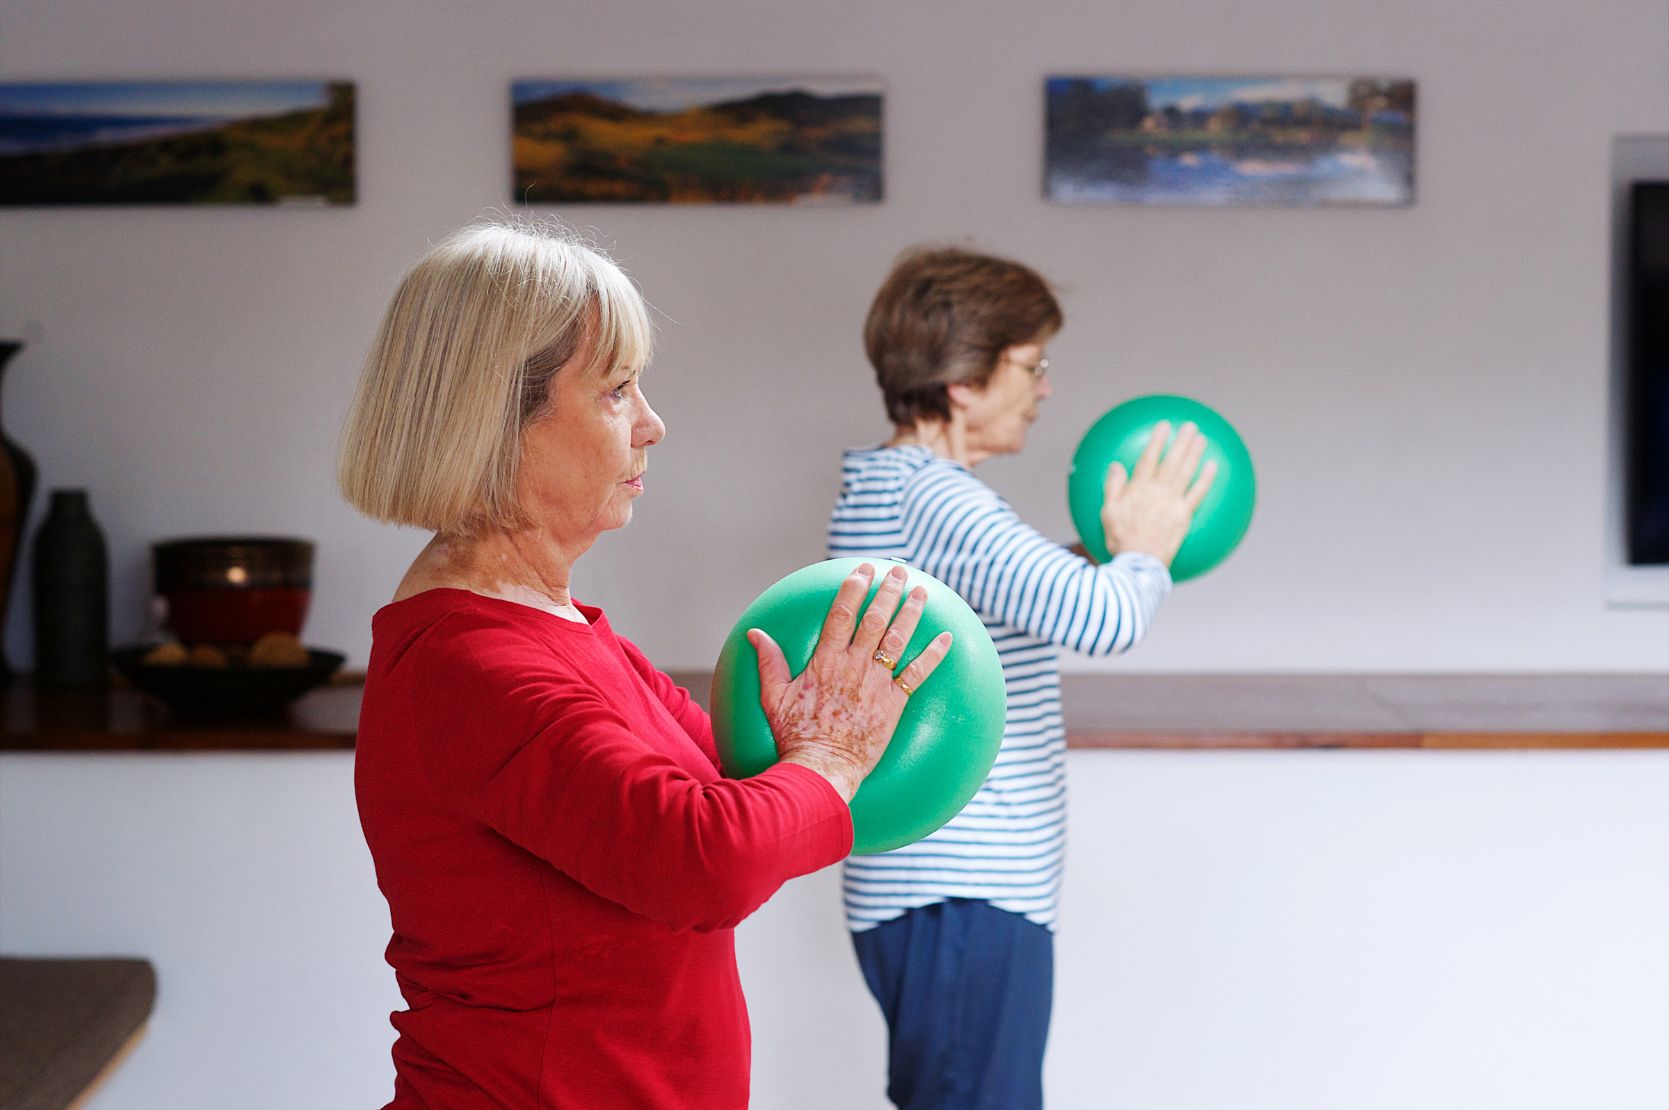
[372,589,591,676]
[901,454,1000,507]
[841,445,988,494]
[841,444,930,482]
[376,586,536,633]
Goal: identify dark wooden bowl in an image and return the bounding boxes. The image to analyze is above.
[110,645,343,719]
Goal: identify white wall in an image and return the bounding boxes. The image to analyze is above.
[2,0,1666,673]
[3,3,1668,1110]
[3,749,1665,1110]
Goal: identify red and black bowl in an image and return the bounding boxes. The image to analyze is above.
[153,536,313,646]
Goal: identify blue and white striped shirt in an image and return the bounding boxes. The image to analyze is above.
[828,445,1172,932]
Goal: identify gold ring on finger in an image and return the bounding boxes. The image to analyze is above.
[872,649,898,671]
[895,675,916,697]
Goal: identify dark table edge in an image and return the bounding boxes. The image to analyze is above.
[4,673,1665,752]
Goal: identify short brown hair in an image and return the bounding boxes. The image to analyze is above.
[863,247,1063,426]
[337,218,653,535]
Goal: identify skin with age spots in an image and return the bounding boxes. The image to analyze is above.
[751,564,952,803]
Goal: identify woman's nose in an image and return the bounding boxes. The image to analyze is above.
[637,398,666,446]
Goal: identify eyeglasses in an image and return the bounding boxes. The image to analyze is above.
[1001,353,1051,379]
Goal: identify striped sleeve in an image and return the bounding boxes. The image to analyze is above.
[899,462,1173,656]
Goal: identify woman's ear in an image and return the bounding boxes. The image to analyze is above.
[946,380,983,411]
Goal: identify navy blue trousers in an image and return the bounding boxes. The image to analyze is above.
[852,899,1054,1110]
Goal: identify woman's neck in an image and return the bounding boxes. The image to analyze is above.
[888,417,982,468]
[395,527,591,622]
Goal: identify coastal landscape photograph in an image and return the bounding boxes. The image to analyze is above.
[0,80,355,205]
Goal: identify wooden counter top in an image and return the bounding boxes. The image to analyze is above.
[1,680,360,751]
[3,673,1664,752]
[1050,673,1669,749]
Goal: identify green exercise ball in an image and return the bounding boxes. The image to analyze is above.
[711,558,1006,855]
[1067,394,1256,582]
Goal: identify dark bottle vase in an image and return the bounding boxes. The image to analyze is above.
[0,340,38,684]
[32,489,109,688]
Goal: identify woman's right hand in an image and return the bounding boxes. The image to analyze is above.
[1100,420,1217,567]
[749,564,952,802]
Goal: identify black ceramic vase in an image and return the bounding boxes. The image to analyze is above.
[32,489,109,688]
[0,340,37,685]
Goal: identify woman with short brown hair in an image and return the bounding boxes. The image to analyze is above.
[862,246,1064,428]
[829,245,1214,1110]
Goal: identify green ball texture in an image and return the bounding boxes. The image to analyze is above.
[711,558,1007,855]
[1067,394,1256,582]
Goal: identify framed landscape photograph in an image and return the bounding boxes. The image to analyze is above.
[512,76,883,205]
[1045,75,1415,206]
[0,80,355,206]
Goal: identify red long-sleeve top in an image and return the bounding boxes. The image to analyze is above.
[355,589,853,1108]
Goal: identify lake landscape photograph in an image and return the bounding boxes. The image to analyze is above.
[1045,75,1415,206]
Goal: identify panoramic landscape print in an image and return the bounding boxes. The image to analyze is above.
[1045,75,1415,206]
[0,80,355,206]
[512,77,883,204]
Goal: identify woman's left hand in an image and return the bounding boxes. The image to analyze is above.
[1100,420,1216,566]
[749,564,952,802]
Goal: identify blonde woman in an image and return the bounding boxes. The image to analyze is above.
[340,220,951,1109]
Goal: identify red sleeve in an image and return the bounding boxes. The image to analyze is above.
[407,617,852,933]
[615,634,719,770]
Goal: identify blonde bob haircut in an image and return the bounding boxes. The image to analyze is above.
[338,219,653,535]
